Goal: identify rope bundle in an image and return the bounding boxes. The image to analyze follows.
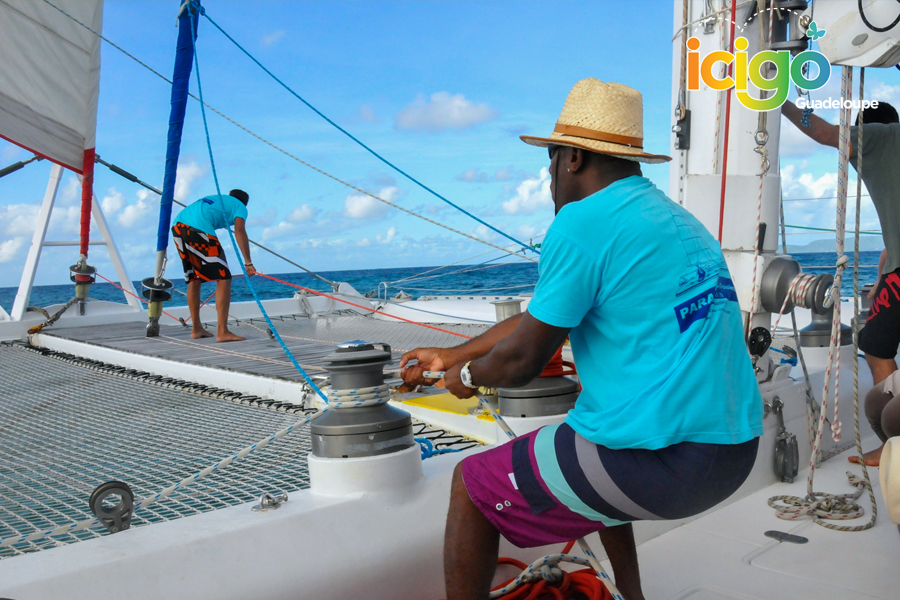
[767,471,867,525]
[328,384,390,408]
[486,556,614,600]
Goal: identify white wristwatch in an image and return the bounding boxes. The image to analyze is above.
[460,361,478,389]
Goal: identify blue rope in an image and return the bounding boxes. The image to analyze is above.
[199,11,538,256]
[188,7,327,402]
[416,437,461,460]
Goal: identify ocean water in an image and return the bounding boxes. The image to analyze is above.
[0,252,882,313]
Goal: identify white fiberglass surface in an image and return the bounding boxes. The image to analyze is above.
[627,437,896,600]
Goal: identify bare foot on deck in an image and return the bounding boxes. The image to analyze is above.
[848,444,883,467]
[217,331,246,343]
[191,328,214,339]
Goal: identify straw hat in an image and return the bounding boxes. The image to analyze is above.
[521,78,671,164]
[880,437,900,524]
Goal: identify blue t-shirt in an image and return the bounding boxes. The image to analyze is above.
[175,194,248,235]
[527,176,763,450]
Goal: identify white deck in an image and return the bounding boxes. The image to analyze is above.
[619,437,896,600]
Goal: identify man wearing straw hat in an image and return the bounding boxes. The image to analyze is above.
[401,79,763,600]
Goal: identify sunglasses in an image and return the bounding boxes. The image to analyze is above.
[548,145,561,160]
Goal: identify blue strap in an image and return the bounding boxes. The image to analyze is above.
[416,437,462,460]
[188,8,327,402]
[156,1,198,253]
[199,12,538,256]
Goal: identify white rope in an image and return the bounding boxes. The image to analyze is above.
[328,384,391,408]
[768,66,875,532]
[488,554,593,599]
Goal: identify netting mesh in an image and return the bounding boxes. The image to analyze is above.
[0,343,314,559]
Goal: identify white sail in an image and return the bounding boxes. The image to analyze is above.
[0,0,103,173]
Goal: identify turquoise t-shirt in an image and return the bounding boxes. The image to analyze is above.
[175,194,248,235]
[527,176,763,450]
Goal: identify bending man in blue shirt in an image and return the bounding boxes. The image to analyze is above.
[172,189,256,342]
[401,79,763,600]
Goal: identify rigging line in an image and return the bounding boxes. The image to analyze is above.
[0,155,41,179]
[94,272,181,322]
[40,0,535,265]
[389,258,533,288]
[188,6,327,403]
[785,224,881,234]
[386,237,544,286]
[95,156,336,286]
[784,194,871,202]
[257,273,476,337]
[400,284,535,293]
[199,11,538,256]
[671,0,754,40]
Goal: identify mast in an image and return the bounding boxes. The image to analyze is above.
[670,0,792,335]
[143,0,201,337]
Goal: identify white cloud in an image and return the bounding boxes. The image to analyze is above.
[502,168,552,215]
[495,167,516,181]
[1,144,22,162]
[868,81,900,105]
[517,223,545,239]
[782,163,837,201]
[395,92,498,132]
[117,190,153,228]
[458,168,489,183]
[248,207,277,228]
[49,205,81,234]
[356,238,371,247]
[2,204,39,236]
[261,30,286,48]
[0,237,24,262]
[343,186,397,219]
[59,176,80,205]
[101,188,125,215]
[473,224,498,242]
[174,161,206,203]
[287,204,319,222]
[377,226,396,244]
[359,104,377,123]
[262,221,295,241]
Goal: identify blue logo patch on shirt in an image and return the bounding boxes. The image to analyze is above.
[674,277,738,333]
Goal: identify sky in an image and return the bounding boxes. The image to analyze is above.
[1,0,898,288]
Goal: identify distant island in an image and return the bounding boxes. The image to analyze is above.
[786,236,884,254]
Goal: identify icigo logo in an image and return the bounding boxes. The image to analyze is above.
[686,26,831,111]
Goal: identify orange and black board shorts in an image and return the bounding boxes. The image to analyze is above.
[171,222,232,283]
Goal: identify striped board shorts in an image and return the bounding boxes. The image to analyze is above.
[172,222,232,283]
[461,422,758,548]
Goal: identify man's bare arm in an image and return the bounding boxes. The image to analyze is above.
[400,313,524,383]
[782,101,839,149]
[232,217,256,275]
[443,312,569,397]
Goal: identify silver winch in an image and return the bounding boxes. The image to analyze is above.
[311,340,414,459]
[497,376,579,418]
[759,257,851,348]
